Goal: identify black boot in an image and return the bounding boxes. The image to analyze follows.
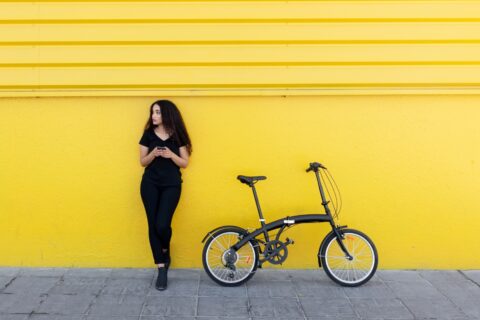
[155,266,168,291]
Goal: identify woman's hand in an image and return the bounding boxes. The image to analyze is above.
[158,147,174,159]
[150,147,163,158]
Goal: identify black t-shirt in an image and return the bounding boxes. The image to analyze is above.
[139,128,183,186]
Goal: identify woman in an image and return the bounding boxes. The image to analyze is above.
[139,100,192,290]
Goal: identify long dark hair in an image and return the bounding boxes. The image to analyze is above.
[144,100,192,154]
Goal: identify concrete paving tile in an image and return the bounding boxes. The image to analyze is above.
[63,268,112,278]
[140,317,196,320]
[348,297,414,320]
[400,297,468,320]
[140,317,213,320]
[448,298,480,320]
[463,270,480,285]
[141,317,246,320]
[110,268,154,279]
[293,279,347,298]
[253,269,290,281]
[0,268,20,277]
[287,269,329,282]
[0,293,14,312]
[2,276,59,294]
[18,268,68,278]
[35,293,95,315]
[203,318,251,320]
[418,270,467,283]
[343,280,396,299]
[0,315,30,320]
[168,269,201,280]
[148,278,198,297]
[49,277,106,295]
[306,317,358,320]
[29,315,84,320]
[197,297,248,316]
[248,297,304,319]
[421,277,480,303]
[377,270,424,283]
[194,317,249,320]
[0,293,44,314]
[84,316,139,320]
[88,294,144,316]
[299,297,356,318]
[101,278,151,296]
[246,280,296,298]
[251,318,303,320]
[384,279,445,300]
[142,295,195,316]
[455,299,480,319]
[198,279,247,297]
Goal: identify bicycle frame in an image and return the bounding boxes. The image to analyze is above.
[202,164,353,263]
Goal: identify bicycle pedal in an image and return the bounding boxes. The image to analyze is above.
[286,237,294,245]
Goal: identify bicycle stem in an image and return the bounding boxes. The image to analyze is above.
[314,170,333,220]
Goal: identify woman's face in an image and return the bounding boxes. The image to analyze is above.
[151,104,162,125]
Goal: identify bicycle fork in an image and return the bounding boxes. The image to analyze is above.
[332,226,354,261]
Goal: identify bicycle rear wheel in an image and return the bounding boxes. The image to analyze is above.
[202,226,259,286]
[320,229,378,287]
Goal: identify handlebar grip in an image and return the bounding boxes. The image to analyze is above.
[306,162,326,172]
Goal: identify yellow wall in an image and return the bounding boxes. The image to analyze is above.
[1,1,480,268]
[1,95,479,268]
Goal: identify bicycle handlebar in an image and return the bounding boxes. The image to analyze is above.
[306,162,326,172]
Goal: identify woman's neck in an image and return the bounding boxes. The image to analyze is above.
[154,125,166,133]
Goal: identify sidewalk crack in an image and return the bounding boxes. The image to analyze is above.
[138,267,156,320]
[2,276,18,292]
[458,270,480,288]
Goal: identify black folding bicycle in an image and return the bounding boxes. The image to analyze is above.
[201,162,378,287]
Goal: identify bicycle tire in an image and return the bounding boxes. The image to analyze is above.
[202,226,259,286]
[320,228,378,287]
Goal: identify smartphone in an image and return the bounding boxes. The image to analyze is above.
[156,146,166,150]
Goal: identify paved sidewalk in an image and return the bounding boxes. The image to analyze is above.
[0,268,479,320]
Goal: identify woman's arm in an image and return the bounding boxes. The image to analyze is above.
[160,146,190,168]
[140,145,161,167]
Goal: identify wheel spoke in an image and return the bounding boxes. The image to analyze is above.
[204,231,257,285]
[324,232,376,285]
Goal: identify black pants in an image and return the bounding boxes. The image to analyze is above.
[140,178,181,264]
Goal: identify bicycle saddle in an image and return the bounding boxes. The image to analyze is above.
[237,175,267,186]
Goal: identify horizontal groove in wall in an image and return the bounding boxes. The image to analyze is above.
[4,88,480,98]
[3,18,480,24]
[2,83,480,90]
[4,61,480,68]
[3,40,480,46]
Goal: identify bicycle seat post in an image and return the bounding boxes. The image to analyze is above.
[251,184,266,227]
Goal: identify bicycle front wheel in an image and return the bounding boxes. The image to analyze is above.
[320,229,378,287]
[202,226,259,286]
